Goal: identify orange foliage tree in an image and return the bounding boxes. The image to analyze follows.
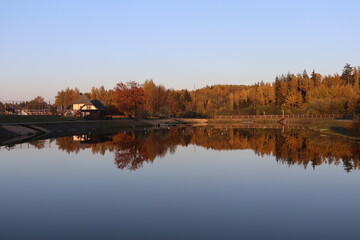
[113,81,146,118]
[54,87,80,112]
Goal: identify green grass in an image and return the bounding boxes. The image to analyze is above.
[0,115,83,123]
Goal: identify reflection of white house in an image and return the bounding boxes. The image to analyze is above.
[67,94,106,119]
[18,110,28,115]
[73,135,89,141]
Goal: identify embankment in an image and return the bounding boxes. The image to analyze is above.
[0,118,207,146]
[0,120,152,145]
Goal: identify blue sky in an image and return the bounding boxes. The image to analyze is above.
[1,0,359,102]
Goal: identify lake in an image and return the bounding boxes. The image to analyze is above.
[0,126,359,240]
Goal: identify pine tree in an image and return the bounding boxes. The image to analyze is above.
[341,63,353,84]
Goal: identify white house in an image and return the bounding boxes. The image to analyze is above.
[67,94,107,119]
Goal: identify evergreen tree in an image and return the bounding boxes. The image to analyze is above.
[342,63,353,84]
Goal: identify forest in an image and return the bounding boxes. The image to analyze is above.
[54,64,360,117]
[1,64,359,117]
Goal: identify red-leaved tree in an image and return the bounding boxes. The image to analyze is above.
[113,81,146,118]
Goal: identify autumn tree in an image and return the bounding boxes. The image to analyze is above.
[311,70,322,87]
[142,80,168,116]
[166,90,181,117]
[55,87,80,111]
[179,90,192,112]
[275,76,288,105]
[113,81,146,118]
[28,96,47,109]
[89,86,115,109]
[90,86,107,102]
[156,85,168,115]
[143,79,157,114]
[352,67,360,89]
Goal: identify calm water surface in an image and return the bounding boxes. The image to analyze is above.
[0,126,359,240]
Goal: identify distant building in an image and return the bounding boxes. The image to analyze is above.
[67,94,107,120]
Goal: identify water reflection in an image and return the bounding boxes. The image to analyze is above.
[4,126,360,172]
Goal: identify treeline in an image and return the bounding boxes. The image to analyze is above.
[52,64,360,117]
[0,96,55,114]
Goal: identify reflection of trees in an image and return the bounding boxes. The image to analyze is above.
[29,140,46,149]
[56,137,81,154]
[113,129,181,170]
[55,127,360,172]
[113,133,148,170]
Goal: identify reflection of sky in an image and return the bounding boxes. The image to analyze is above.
[0,144,359,240]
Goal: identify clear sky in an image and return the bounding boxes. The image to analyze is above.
[1,0,359,102]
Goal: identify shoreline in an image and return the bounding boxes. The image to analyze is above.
[0,117,358,146]
[0,118,207,146]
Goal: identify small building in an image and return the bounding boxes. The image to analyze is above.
[67,94,107,120]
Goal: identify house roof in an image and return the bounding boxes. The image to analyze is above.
[72,95,92,105]
[66,95,106,111]
[90,100,106,110]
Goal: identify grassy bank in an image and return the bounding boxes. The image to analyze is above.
[0,115,83,123]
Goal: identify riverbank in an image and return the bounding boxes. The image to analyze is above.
[208,116,342,124]
[309,119,360,140]
[0,115,83,123]
[209,118,359,140]
[0,118,207,146]
[0,120,146,145]
[0,116,358,145]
